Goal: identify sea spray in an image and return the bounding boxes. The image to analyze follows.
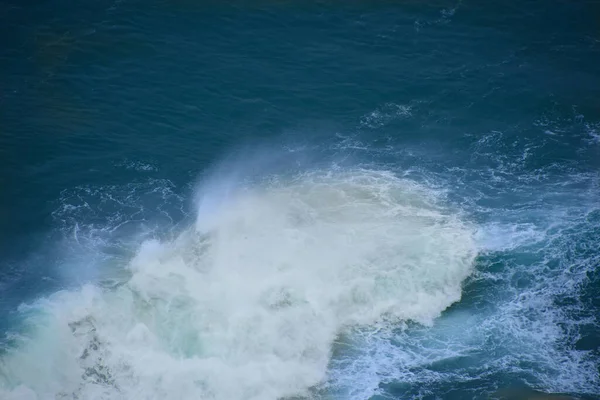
[0,169,477,400]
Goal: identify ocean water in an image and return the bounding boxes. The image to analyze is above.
[1,1,599,399]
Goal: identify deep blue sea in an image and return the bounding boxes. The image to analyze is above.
[1,1,599,399]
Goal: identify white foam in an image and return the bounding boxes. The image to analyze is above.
[585,122,600,143]
[359,103,412,129]
[474,222,546,252]
[0,169,477,400]
[326,203,600,398]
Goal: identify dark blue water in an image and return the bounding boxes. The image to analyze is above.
[1,1,599,399]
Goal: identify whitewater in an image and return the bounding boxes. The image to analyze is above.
[0,168,477,400]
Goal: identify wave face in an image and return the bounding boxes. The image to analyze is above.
[0,169,477,400]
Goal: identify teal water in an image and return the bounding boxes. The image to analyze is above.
[1,1,599,399]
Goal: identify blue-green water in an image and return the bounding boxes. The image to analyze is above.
[1,1,599,399]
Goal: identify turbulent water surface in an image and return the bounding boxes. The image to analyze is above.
[1,1,599,399]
